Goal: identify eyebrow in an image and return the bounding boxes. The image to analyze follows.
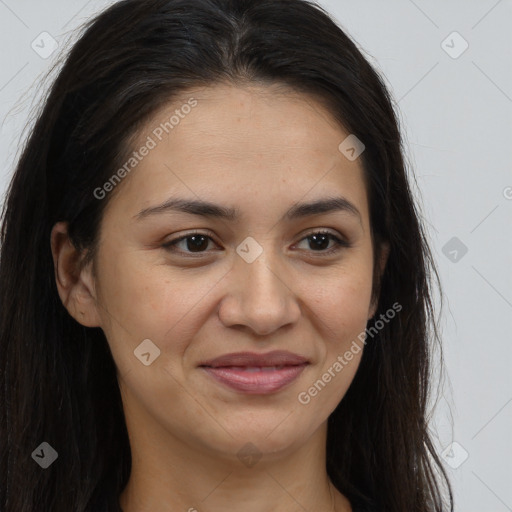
[134,196,362,223]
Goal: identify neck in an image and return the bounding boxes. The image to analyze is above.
[118,398,351,512]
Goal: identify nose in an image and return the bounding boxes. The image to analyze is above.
[217,247,301,337]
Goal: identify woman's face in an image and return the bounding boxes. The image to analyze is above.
[85,83,382,462]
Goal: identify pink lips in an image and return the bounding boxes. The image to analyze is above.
[199,350,309,394]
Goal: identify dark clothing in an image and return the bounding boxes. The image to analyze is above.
[349,494,380,512]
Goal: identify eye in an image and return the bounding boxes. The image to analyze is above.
[293,230,350,256]
[162,230,350,257]
[162,231,219,256]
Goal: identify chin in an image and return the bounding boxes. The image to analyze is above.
[213,413,318,459]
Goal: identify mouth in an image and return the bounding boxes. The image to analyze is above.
[199,351,309,394]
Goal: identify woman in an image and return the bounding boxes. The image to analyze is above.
[0,0,453,511]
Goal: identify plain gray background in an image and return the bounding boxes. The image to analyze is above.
[1,1,511,510]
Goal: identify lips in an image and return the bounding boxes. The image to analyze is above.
[200,350,309,368]
[199,350,309,394]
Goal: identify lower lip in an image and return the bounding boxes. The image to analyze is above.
[201,364,308,394]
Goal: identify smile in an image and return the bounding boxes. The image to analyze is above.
[201,364,308,394]
[199,350,310,394]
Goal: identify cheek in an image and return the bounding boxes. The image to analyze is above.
[95,248,225,372]
[93,252,169,363]
[299,262,373,408]
[310,260,374,339]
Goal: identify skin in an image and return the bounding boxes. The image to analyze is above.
[51,83,388,512]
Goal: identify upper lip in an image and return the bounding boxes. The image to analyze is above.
[199,350,309,368]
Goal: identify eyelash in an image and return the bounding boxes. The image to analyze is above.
[162,230,350,258]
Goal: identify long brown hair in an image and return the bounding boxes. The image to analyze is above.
[0,1,453,510]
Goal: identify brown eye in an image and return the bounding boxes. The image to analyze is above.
[162,230,349,258]
[162,232,218,255]
[294,231,350,255]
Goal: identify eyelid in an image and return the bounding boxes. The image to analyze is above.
[292,229,351,254]
[162,229,220,251]
[296,227,348,244]
[162,228,350,257]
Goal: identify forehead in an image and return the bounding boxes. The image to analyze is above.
[105,83,369,223]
